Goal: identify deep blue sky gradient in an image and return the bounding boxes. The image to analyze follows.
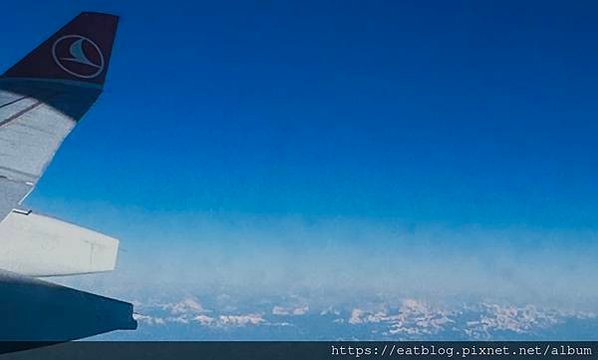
[1,1,597,235]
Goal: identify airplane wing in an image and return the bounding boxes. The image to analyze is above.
[0,269,136,343]
[0,12,137,341]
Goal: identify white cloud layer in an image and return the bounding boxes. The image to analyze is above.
[128,296,597,340]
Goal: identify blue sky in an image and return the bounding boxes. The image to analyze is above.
[2,0,598,338]
[2,0,597,228]
[2,1,598,228]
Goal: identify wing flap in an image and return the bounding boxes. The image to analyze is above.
[0,210,119,276]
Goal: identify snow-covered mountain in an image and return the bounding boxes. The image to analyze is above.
[94,296,598,340]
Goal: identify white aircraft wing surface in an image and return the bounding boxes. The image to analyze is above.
[0,12,137,343]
